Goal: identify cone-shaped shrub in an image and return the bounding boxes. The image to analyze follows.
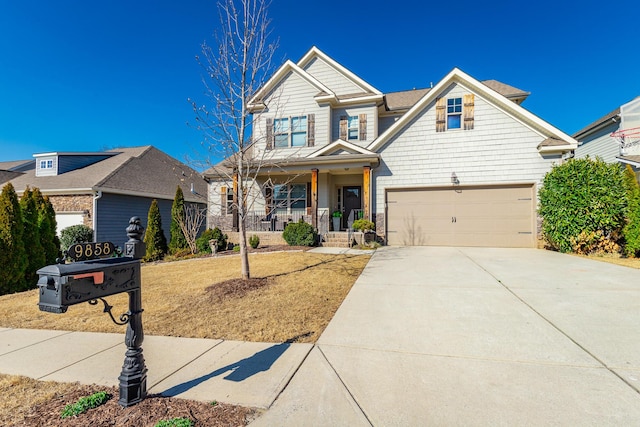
[20,187,46,290]
[144,199,167,261]
[169,186,188,254]
[34,189,60,265]
[0,183,27,294]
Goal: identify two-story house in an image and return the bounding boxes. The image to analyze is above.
[205,47,576,248]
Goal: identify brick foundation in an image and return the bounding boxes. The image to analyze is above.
[225,231,287,247]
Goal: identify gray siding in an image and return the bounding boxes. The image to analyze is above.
[303,57,364,95]
[574,123,620,163]
[58,155,111,174]
[96,193,206,249]
[331,105,378,144]
[255,71,331,158]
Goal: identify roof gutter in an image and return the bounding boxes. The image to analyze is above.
[92,190,102,242]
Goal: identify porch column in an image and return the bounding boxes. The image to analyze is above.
[232,172,239,231]
[363,166,371,220]
[311,168,318,229]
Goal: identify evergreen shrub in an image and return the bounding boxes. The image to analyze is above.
[282,219,317,246]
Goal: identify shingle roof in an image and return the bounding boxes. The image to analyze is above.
[0,159,33,171]
[3,146,207,202]
[572,107,621,139]
[382,80,530,112]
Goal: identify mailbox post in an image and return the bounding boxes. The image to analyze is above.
[36,217,148,407]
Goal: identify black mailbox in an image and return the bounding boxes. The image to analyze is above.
[37,257,141,314]
[35,217,147,408]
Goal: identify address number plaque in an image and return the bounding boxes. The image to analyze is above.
[67,242,116,262]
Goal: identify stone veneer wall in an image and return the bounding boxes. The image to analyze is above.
[48,194,93,228]
[374,212,386,244]
[208,214,234,232]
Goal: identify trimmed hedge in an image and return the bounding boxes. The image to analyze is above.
[282,219,317,246]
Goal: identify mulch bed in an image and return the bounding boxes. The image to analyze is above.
[206,277,271,302]
[10,384,257,427]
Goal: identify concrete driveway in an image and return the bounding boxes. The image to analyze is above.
[253,247,640,425]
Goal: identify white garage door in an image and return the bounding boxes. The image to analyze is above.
[386,184,535,247]
[55,213,85,236]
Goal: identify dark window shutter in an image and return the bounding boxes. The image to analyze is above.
[359,114,367,140]
[463,94,475,130]
[307,114,315,147]
[339,115,347,140]
[266,118,273,150]
[435,97,446,132]
[265,186,273,215]
[306,182,312,207]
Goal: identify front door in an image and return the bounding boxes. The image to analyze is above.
[343,186,362,229]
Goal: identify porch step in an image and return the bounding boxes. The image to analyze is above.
[321,232,352,248]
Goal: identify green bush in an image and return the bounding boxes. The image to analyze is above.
[169,186,188,254]
[352,219,375,231]
[144,199,168,261]
[61,391,111,419]
[249,234,260,249]
[282,219,317,246]
[60,224,94,253]
[34,188,60,265]
[20,187,45,290]
[538,158,627,253]
[0,182,27,295]
[623,164,640,257]
[155,418,193,427]
[196,227,227,253]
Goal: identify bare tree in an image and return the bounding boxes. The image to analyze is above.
[176,204,208,254]
[190,0,278,279]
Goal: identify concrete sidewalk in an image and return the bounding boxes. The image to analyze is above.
[0,328,311,409]
[253,247,640,425]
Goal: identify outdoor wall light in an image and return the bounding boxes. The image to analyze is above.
[451,172,459,185]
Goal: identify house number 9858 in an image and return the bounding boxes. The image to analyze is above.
[68,242,115,261]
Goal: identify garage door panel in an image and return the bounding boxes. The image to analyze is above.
[386,185,534,248]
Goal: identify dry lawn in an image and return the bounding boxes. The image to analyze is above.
[0,251,370,344]
[574,252,640,269]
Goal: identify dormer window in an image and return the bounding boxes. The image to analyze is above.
[40,160,53,169]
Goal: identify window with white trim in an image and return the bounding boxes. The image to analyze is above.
[274,116,307,148]
[447,97,462,129]
[347,116,359,140]
[40,159,53,169]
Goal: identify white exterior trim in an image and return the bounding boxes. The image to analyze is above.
[309,139,376,157]
[248,60,336,109]
[297,46,382,95]
[367,68,577,153]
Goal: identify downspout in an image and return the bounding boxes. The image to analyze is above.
[93,190,103,242]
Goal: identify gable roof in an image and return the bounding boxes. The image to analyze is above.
[309,139,376,158]
[3,146,207,202]
[248,47,384,111]
[247,59,335,111]
[368,68,577,153]
[297,46,382,96]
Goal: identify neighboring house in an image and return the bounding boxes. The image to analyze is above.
[574,96,640,172]
[0,146,207,247]
[205,47,576,248]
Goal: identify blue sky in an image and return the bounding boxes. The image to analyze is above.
[1,0,639,169]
